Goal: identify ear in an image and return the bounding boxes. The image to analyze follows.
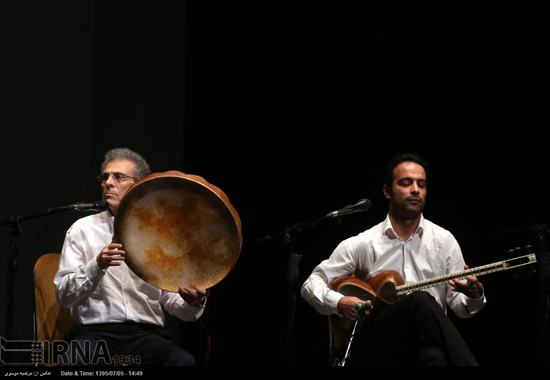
[383,184,391,199]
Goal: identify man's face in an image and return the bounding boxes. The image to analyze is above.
[101,159,137,216]
[383,161,427,220]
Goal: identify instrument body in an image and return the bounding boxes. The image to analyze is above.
[114,171,242,292]
[328,271,403,357]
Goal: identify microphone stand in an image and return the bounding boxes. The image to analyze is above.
[259,212,339,365]
[1,206,104,365]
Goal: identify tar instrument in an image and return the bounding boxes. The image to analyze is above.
[113,171,242,292]
[329,253,537,357]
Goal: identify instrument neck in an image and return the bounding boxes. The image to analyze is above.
[396,253,536,296]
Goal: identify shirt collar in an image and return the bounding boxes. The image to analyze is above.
[383,213,425,239]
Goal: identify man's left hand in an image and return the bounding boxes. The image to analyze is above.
[178,286,207,307]
[449,265,483,299]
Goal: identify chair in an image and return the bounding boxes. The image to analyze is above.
[33,253,78,364]
[32,254,189,366]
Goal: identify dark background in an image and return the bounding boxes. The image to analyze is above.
[0,1,548,367]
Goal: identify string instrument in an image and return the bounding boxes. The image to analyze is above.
[328,252,538,357]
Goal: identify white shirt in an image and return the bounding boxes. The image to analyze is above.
[301,214,486,318]
[54,210,205,326]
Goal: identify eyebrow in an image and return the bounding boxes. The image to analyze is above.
[397,177,427,183]
[103,171,128,176]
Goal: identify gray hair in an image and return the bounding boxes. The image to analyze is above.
[100,148,151,180]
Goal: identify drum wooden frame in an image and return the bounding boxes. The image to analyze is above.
[113,171,242,292]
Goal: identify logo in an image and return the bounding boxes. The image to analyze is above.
[0,337,43,365]
[0,337,141,365]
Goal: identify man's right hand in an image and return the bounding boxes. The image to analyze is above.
[337,296,372,321]
[96,243,125,270]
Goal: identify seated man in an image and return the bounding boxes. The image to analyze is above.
[54,148,206,366]
[301,153,486,366]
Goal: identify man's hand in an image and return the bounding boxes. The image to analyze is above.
[337,296,372,321]
[96,243,125,270]
[449,265,483,299]
[178,286,207,307]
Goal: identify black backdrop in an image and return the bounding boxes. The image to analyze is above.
[0,1,548,368]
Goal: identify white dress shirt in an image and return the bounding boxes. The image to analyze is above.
[301,214,486,318]
[54,210,205,326]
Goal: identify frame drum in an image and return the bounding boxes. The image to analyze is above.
[113,171,242,292]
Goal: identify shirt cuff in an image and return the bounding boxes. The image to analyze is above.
[86,257,106,281]
[325,290,345,315]
[465,284,486,312]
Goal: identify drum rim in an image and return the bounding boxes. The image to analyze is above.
[113,171,242,291]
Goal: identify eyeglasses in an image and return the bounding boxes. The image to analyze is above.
[97,172,137,183]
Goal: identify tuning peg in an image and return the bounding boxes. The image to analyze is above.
[509,247,524,278]
[524,245,537,275]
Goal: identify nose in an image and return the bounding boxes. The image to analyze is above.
[104,173,116,187]
[411,181,420,194]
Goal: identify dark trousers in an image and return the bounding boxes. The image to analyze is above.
[58,322,195,366]
[347,291,478,366]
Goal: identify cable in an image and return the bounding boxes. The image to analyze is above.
[339,308,366,366]
[13,215,54,246]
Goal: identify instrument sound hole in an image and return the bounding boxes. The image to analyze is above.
[340,285,372,301]
[378,281,398,304]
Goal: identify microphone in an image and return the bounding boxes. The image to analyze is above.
[354,301,373,313]
[48,200,109,213]
[325,198,372,219]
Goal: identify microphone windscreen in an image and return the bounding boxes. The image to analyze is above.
[94,200,109,209]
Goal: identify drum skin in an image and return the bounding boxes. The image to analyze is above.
[113,171,242,292]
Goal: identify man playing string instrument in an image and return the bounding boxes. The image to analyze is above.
[301,153,486,366]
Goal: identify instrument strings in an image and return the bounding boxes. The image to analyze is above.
[396,254,536,296]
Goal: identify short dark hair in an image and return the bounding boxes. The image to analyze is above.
[100,148,151,180]
[383,153,429,189]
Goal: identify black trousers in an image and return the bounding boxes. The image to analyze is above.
[346,291,478,366]
[58,322,195,366]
